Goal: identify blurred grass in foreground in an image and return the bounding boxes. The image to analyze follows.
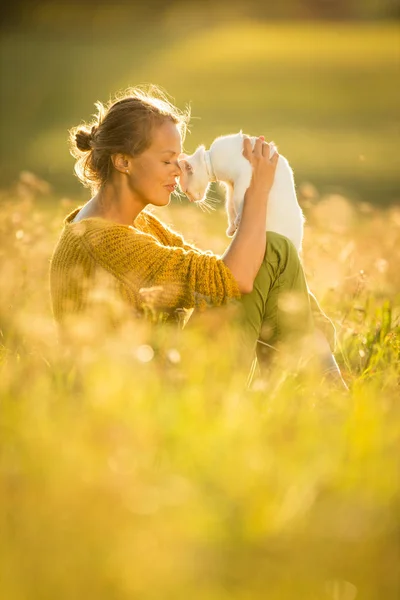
[0,177,399,599]
[1,21,399,203]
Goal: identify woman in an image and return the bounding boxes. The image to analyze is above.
[50,86,346,388]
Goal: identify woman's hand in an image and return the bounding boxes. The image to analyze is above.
[242,136,279,196]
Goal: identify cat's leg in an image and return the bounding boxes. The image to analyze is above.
[224,183,238,237]
[234,210,242,230]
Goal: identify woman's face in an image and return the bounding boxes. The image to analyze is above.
[127,120,183,207]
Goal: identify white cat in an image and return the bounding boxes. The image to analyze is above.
[178,132,304,252]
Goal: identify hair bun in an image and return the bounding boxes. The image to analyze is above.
[75,129,93,152]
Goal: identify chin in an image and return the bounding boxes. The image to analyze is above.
[149,193,171,207]
[160,197,171,207]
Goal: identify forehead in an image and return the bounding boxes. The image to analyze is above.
[150,120,182,153]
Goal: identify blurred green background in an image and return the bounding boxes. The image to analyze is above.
[1,0,399,204]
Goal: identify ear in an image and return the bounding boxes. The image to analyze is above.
[178,156,194,174]
[194,145,206,160]
[194,145,209,172]
[112,153,129,173]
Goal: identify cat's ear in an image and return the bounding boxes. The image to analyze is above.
[194,145,206,158]
[178,155,194,174]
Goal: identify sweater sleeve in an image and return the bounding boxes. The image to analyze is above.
[134,210,200,252]
[82,224,241,312]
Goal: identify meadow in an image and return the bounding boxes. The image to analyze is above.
[0,181,399,599]
[1,17,399,600]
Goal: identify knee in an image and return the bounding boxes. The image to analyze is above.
[265,231,300,269]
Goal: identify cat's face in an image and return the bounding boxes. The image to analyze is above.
[178,146,210,202]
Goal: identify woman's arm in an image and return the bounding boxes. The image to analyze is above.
[82,224,241,313]
[221,137,279,293]
[135,211,201,253]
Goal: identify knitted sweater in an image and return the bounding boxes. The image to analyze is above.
[50,207,241,323]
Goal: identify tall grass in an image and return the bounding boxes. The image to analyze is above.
[0,178,399,598]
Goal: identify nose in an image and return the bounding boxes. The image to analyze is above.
[172,161,182,177]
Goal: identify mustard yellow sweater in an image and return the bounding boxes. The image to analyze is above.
[50,207,241,323]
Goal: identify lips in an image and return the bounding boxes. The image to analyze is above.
[165,184,177,193]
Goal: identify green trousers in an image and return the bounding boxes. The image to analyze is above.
[237,232,336,372]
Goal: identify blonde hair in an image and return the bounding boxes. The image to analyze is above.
[69,85,190,193]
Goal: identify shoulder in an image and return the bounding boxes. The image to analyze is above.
[63,217,155,259]
[134,209,170,233]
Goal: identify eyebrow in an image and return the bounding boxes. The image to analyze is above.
[161,150,179,155]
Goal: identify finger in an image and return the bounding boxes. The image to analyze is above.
[270,150,279,166]
[242,136,252,159]
[269,141,278,159]
[261,141,270,157]
[268,141,276,157]
[253,137,263,157]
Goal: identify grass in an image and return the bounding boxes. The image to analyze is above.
[1,21,399,203]
[0,176,399,598]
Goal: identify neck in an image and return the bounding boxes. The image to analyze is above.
[94,178,145,225]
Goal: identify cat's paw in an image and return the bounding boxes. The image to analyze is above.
[226,224,237,237]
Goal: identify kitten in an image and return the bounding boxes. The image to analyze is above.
[178,132,304,252]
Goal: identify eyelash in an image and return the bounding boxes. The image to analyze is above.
[163,161,171,165]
